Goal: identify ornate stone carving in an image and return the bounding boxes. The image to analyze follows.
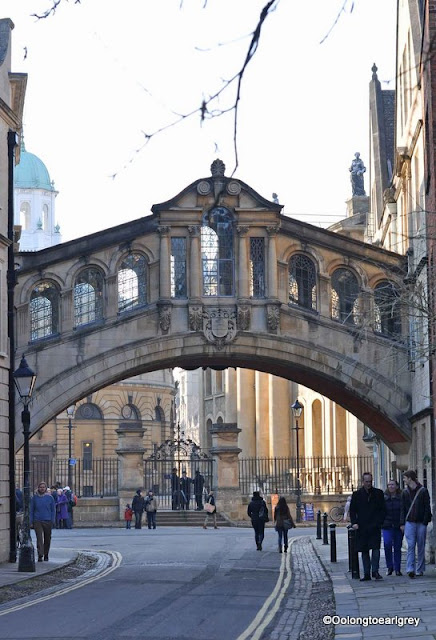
[210,158,226,177]
[236,225,249,235]
[203,307,237,350]
[197,180,211,195]
[237,305,250,331]
[266,225,280,236]
[227,180,241,195]
[349,152,366,196]
[158,304,171,333]
[188,225,201,236]
[157,225,170,235]
[266,304,280,332]
[189,305,203,332]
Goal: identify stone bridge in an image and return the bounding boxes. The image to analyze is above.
[14,162,411,453]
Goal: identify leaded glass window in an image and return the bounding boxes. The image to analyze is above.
[250,238,265,298]
[201,207,234,296]
[331,268,360,324]
[74,268,103,327]
[118,253,147,313]
[374,281,401,336]
[30,281,59,341]
[289,254,317,310]
[171,237,187,298]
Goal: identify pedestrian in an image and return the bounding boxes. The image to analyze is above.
[400,470,432,578]
[124,504,133,529]
[203,489,218,529]
[30,481,55,562]
[247,490,269,551]
[144,490,159,529]
[274,496,295,553]
[349,472,386,581]
[132,489,145,529]
[382,479,403,576]
[170,468,180,511]
[63,486,76,529]
[180,470,192,510]
[193,469,205,510]
[343,494,352,523]
[55,488,69,529]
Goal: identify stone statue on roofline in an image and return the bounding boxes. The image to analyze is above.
[349,152,366,196]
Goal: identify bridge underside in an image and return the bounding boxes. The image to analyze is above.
[20,329,411,455]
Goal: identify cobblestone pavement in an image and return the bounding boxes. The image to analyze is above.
[267,536,334,640]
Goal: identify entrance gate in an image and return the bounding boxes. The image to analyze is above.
[144,438,213,511]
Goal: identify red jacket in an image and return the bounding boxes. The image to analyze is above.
[124,507,133,521]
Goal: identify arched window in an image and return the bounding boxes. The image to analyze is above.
[374,281,401,336]
[20,202,30,230]
[118,253,147,313]
[75,402,103,420]
[121,404,140,420]
[331,268,360,325]
[42,204,49,230]
[289,254,317,310]
[74,267,103,327]
[201,207,234,296]
[30,281,59,341]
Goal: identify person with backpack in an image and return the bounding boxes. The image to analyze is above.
[247,491,269,551]
[144,491,159,529]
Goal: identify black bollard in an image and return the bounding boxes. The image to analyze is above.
[316,510,322,540]
[348,525,360,579]
[329,523,337,562]
[322,512,329,545]
[347,525,352,572]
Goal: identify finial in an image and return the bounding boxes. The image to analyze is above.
[210,158,226,177]
[372,63,378,79]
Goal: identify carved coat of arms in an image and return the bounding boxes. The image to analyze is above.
[203,307,237,350]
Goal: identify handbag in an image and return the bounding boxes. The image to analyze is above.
[205,503,216,513]
[283,518,293,530]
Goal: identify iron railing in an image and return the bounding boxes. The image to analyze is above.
[239,455,375,496]
[15,458,119,497]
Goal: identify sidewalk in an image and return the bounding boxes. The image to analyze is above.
[0,546,77,588]
[314,526,436,639]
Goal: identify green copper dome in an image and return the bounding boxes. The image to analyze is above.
[14,140,54,191]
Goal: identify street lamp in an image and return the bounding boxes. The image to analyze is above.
[14,355,37,572]
[66,404,76,490]
[291,399,304,524]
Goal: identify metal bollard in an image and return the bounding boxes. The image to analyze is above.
[322,512,329,545]
[347,525,360,579]
[329,523,337,562]
[316,510,322,540]
[347,525,352,572]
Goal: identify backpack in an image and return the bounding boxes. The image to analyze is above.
[258,501,269,522]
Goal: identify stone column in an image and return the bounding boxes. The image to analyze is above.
[225,368,237,423]
[267,226,279,299]
[269,374,290,458]
[158,225,171,300]
[237,225,249,299]
[255,371,269,457]
[210,423,243,520]
[188,225,201,299]
[116,422,146,520]
[237,368,256,457]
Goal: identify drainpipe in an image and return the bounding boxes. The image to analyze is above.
[7,130,18,562]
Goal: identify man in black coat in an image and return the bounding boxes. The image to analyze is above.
[350,472,386,581]
[180,471,192,510]
[193,470,205,510]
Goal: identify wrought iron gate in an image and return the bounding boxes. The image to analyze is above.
[144,438,213,510]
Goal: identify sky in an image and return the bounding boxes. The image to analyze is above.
[2,0,397,242]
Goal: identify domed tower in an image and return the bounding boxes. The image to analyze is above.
[14,139,61,250]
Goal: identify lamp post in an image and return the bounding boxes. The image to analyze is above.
[14,355,37,572]
[291,399,304,524]
[66,404,76,490]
